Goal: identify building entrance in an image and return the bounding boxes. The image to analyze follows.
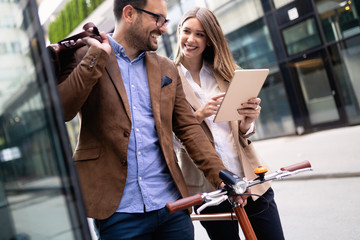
[288,50,345,128]
[271,0,360,133]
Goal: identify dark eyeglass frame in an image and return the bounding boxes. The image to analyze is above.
[133,6,170,27]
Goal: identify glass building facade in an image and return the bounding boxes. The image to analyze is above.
[0,0,91,239]
[157,0,360,139]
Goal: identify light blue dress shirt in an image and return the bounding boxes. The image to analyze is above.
[108,35,180,213]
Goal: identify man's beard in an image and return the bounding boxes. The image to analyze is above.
[126,18,159,52]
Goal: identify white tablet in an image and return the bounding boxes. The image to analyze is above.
[213,69,269,123]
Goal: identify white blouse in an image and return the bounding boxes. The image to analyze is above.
[180,63,245,178]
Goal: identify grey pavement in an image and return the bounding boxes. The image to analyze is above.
[253,124,360,179]
[193,124,360,240]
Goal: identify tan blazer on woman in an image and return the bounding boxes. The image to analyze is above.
[176,66,270,200]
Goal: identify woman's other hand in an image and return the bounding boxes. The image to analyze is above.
[237,97,261,133]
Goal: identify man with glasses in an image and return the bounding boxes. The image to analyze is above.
[56,0,244,239]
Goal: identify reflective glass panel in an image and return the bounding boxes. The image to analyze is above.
[282,18,322,56]
[227,18,295,138]
[316,0,360,42]
[206,0,232,10]
[215,0,264,34]
[253,71,296,139]
[328,35,360,124]
[0,0,90,239]
[292,54,340,125]
[282,18,321,56]
[272,0,295,9]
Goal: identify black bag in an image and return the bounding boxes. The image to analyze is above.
[47,22,102,78]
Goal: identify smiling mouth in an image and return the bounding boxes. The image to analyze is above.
[185,44,196,50]
[151,33,160,40]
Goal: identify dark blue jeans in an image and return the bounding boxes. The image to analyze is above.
[194,187,284,240]
[93,207,194,240]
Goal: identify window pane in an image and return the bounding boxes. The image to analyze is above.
[215,0,264,35]
[282,18,322,56]
[206,0,233,10]
[253,71,296,139]
[226,18,295,138]
[328,36,360,123]
[227,18,276,69]
[316,0,360,42]
[272,0,295,9]
[293,55,339,125]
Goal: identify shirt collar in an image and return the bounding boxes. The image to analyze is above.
[180,60,212,78]
[108,34,146,63]
[180,63,190,78]
[201,61,213,75]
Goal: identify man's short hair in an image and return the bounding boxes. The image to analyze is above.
[113,0,147,21]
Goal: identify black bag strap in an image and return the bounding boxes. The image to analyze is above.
[59,22,101,42]
[57,22,102,49]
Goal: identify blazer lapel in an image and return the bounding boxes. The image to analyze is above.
[177,65,202,110]
[105,50,131,120]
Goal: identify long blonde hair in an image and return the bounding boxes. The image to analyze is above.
[174,7,239,81]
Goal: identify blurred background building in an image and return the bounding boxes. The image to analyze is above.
[44,0,360,142]
[0,0,359,239]
[0,0,91,239]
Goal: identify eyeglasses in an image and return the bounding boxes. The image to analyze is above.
[133,7,170,27]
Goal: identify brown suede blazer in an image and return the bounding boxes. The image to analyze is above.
[176,65,270,200]
[57,45,226,220]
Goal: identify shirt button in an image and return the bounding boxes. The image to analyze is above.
[138,152,141,155]
[139,177,142,180]
[136,128,139,132]
[133,106,136,110]
[131,84,135,88]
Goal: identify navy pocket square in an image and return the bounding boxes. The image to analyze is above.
[161,76,173,88]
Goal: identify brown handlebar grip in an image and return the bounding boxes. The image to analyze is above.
[280,160,311,172]
[166,194,203,214]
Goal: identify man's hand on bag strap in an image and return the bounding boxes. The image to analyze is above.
[82,31,112,56]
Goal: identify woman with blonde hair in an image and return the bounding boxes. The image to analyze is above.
[174,7,285,240]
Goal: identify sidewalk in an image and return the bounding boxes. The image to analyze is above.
[252,125,360,178]
[194,125,360,240]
